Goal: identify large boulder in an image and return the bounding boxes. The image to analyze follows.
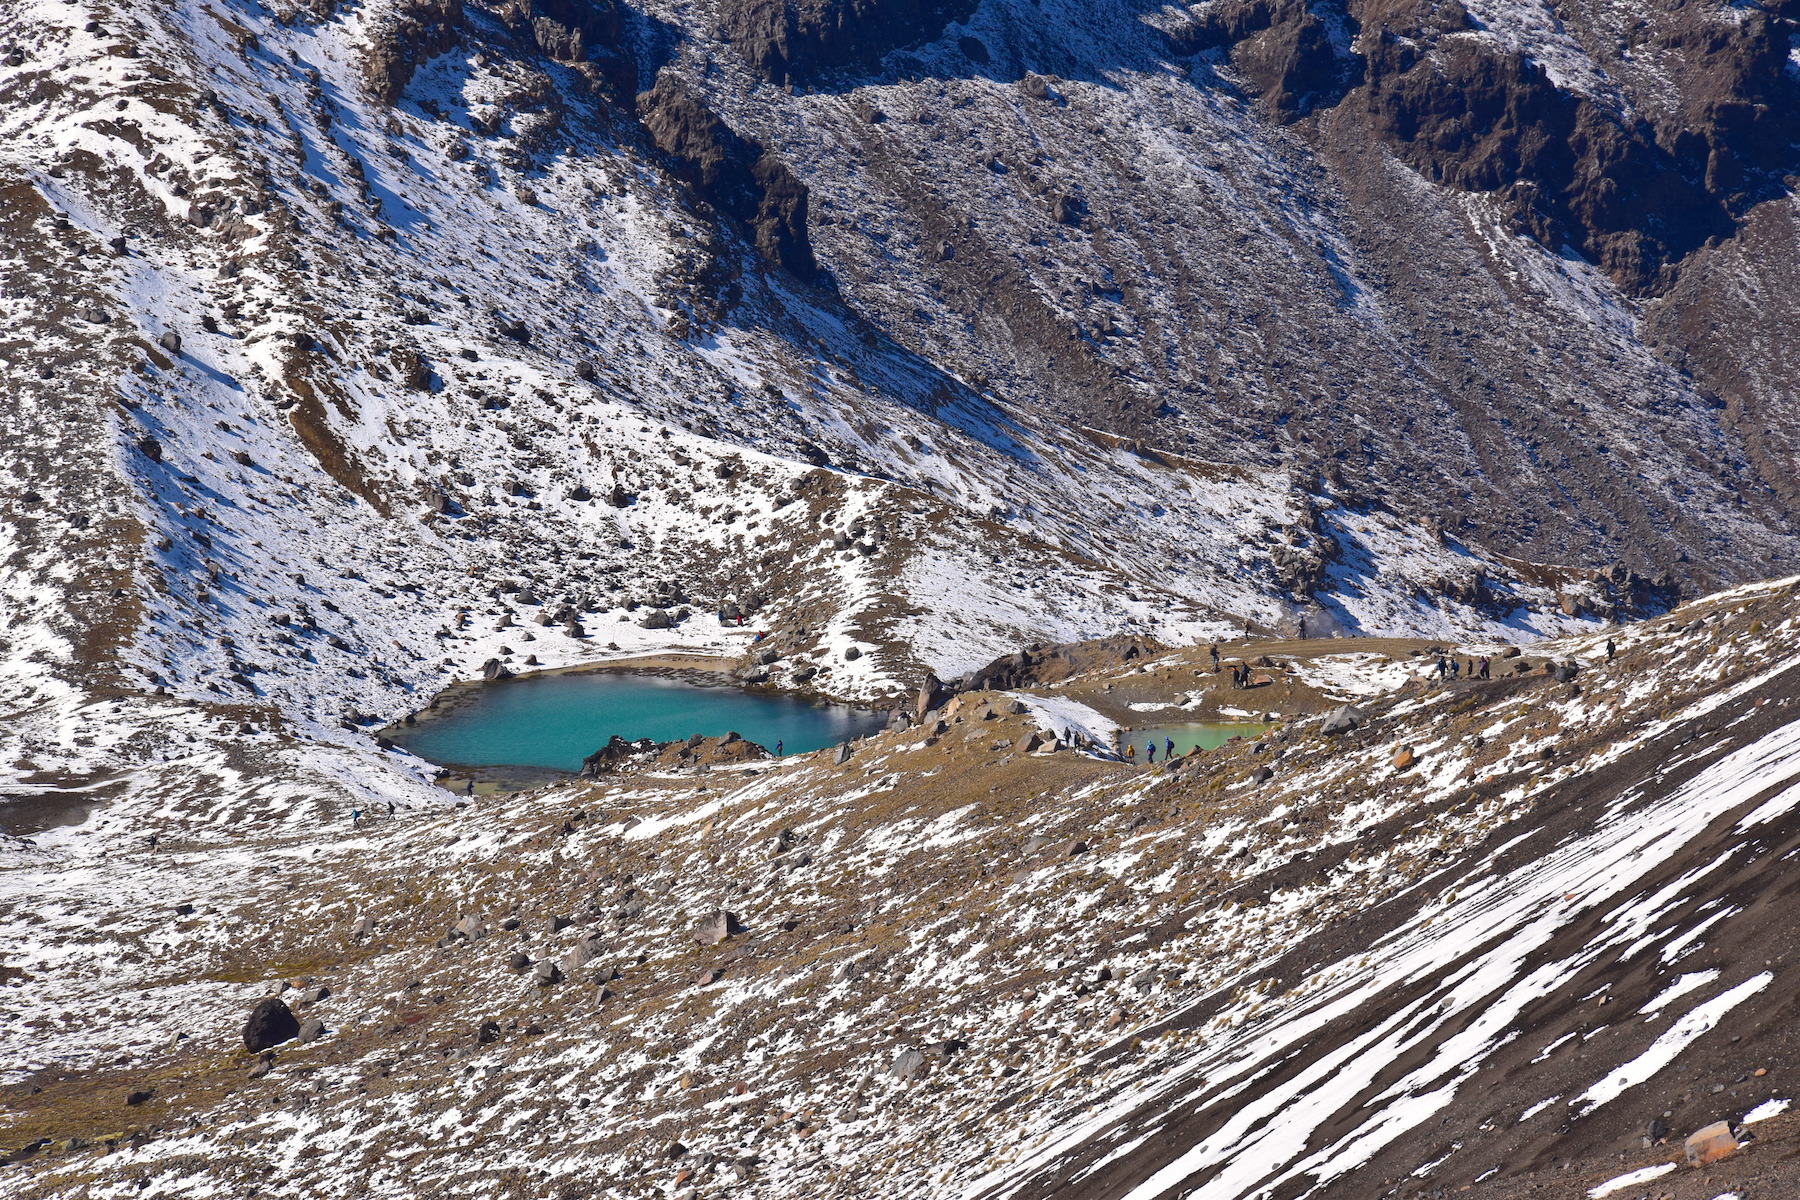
[242,997,300,1052]
[1320,705,1365,736]
[692,909,740,945]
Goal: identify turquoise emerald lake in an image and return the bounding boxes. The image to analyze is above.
[391,672,887,772]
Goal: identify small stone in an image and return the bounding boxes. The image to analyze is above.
[692,910,739,946]
[125,1088,154,1106]
[1065,838,1089,857]
[833,741,853,766]
[247,1058,272,1080]
[1250,765,1273,784]
[695,967,723,986]
[157,331,182,355]
[546,915,572,934]
[477,1020,502,1044]
[242,997,299,1051]
[1684,1120,1737,1165]
[1392,747,1415,770]
[888,1048,925,1079]
[453,915,486,941]
[506,951,532,973]
[532,960,562,986]
[351,915,375,938]
[296,1017,325,1044]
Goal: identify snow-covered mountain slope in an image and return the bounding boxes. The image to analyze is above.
[0,0,1711,765]
[3,573,1798,1199]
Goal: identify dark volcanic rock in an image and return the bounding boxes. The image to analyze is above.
[637,76,817,279]
[361,0,462,104]
[720,0,977,86]
[242,997,299,1051]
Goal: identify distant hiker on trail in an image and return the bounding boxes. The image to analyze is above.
[1146,742,1157,763]
[147,832,158,851]
[1165,736,1176,760]
[1606,638,1616,662]
[351,808,361,827]
[775,740,783,757]
[1297,614,1307,639]
[1209,644,1220,673]
[387,801,396,817]
[1478,656,1490,679]
[1435,655,1448,679]
[1125,742,1136,762]
[1450,658,1460,680]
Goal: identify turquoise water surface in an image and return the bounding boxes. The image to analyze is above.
[392,672,886,771]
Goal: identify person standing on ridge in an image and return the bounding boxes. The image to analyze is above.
[775,740,783,757]
[1606,638,1616,662]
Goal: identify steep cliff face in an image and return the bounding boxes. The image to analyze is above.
[720,0,979,85]
[1175,0,1800,296]
[638,75,818,278]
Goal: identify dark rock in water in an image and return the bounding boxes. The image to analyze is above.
[579,734,649,776]
[692,909,740,945]
[243,998,300,1051]
[888,1047,926,1079]
[638,76,816,279]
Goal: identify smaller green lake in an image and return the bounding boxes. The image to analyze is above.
[1122,722,1272,759]
[391,672,887,772]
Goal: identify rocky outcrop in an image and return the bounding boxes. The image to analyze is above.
[489,0,620,60]
[637,77,817,279]
[1174,0,1800,295]
[720,0,977,86]
[360,0,463,104]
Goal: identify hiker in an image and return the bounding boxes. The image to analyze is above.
[1450,658,1460,680]
[387,800,396,817]
[1478,656,1490,679]
[147,832,158,851]
[1146,742,1157,764]
[1125,742,1136,762]
[1606,638,1616,662]
[351,808,361,827]
[1165,736,1176,761]
[1209,643,1221,673]
[1297,614,1307,639]
[775,740,783,757]
[1435,655,1448,679]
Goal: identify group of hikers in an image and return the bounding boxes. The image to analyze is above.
[1125,736,1180,764]
[1435,653,1491,680]
[1206,643,1260,690]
